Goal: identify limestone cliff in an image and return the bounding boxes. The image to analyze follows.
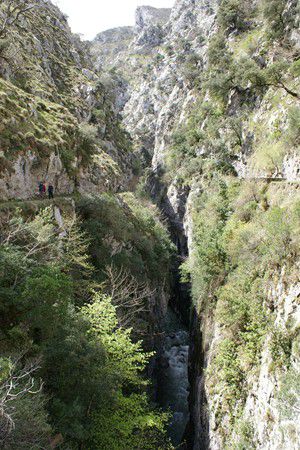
[92,1,217,167]
[1,0,299,448]
[0,0,133,200]
[92,1,300,449]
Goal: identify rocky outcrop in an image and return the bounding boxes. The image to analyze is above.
[92,0,219,170]
[92,27,135,70]
[135,6,171,30]
[206,266,300,450]
[1,0,299,448]
[182,180,300,450]
[0,0,133,200]
[92,1,300,449]
[134,6,171,48]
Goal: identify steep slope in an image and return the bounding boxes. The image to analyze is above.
[1,0,300,449]
[92,1,300,449]
[92,1,217,167]
[0,0,133,200]
[0,3,176,449]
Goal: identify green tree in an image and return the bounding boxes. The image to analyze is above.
[81,293,152,387]
[42,317,111,448]
[22,266,74,342]
[218,0,249,33]
[263,0,287,40]
[91,393,171,450]
[82,293,171,449]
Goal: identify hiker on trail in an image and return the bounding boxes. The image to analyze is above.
[48,184,54,200]
[38,181,45,197]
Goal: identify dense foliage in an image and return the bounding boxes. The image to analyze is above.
[164,1,300,444]
[77,193,174,285]
[0,200,173,449]
[166,0,300,184]
[182,175,300,440]
[1,0,300,448]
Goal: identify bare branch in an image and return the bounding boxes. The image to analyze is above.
[0,358,43,444]
[103,265,156,330]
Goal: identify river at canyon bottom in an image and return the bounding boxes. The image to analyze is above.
[157,309,190,447]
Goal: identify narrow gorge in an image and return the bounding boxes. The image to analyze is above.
[0,0,299,449]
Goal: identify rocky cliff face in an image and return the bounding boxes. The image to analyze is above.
[92,0,300,449]
[184,180,300,450]
[134,6,172,48]
[0,0,133,200]
[1,0,299,448]
[92,27,135,70]
[92,1,217,167]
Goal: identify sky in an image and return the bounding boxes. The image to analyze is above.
[54,0,175,40]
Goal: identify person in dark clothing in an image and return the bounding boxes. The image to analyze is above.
[48,184,54,199]
[39,181,46,197]
[38,181,44,197]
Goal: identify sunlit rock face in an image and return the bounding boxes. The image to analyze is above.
[135,5,171,30]
[92,27,135,70]
[92,0,218,171]
[91,0,300,449]
[0,0,134,201]
[134,6,171,48]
